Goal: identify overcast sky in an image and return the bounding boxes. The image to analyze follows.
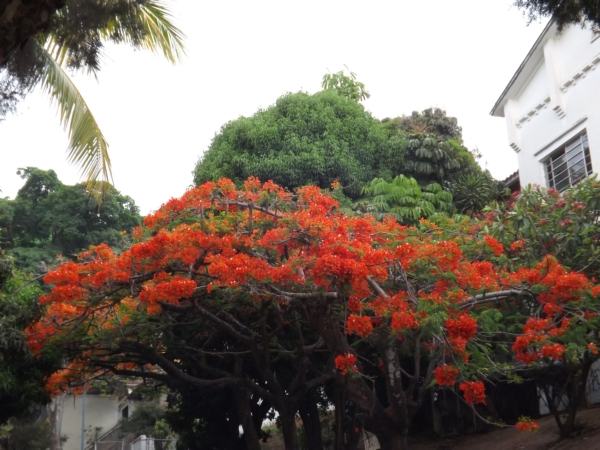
[0,0,547,214]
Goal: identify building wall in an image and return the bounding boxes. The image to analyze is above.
[515,61,549,112]
[60,395,129,450]
[504,25,600,188]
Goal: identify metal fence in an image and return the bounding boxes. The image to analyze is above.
[131,437,177,450]
[92,437,176,450]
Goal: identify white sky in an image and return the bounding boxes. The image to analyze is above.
[0,0,547,215]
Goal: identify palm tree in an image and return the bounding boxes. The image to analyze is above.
[1,0,185,196]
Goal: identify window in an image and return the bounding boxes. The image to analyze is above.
[546,133,593,191]
[121,405,129,419]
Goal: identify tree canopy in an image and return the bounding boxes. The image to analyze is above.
[514,0,600,30]
[1,167,141,273]
[26,178,600,449]
[193,90,397,198]
[0,249,61,424]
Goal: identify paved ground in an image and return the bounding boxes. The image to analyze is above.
[411,406,600,450]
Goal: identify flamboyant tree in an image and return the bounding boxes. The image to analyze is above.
[486,178,600,436]
[28,178,600,449]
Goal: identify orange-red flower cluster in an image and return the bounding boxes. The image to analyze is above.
[335,353,358,375]
[26,176,600,409]
[484,235,503,256]
[446,314,477,341]
[516,417,540,432]
[346,314,373,337]
[540,343,565,360]
[510,239,526,252]
[459,381,486,404]
[391,311,418,332]
[434,364,459,386]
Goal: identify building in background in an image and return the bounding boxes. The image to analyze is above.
[60,385,134,450]
[492,21,600,189]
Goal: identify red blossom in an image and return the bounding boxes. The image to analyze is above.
[446,314,477,341]
[346,314,373,337]
[335,353,358,376]
[391,311,418,331]
[516,417,540,432]
[484,235,503,256]
[459,381,486,405]
[434,365,459,386]
[541,343,565,360]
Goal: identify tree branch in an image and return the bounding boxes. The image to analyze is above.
[459,289,528,310]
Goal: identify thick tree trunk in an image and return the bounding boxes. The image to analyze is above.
[279,409,300,450]
[332,382,346,450]
[48,392,66,450]
[557,361,593,437]
[234,388,262,450]
[304,300,408,450]
[0,0,66,68]
[299,389,324,450]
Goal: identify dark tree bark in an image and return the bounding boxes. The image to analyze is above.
[234,387,262,450]
[303,297,409,450]
[0,0,66,68]
[299,389,324,450]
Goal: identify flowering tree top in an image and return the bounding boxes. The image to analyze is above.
[28,178,600,442]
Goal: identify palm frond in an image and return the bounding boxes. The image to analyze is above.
[135,1,186,63]
[35,40,112,197]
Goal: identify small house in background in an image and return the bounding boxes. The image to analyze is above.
[491,21,600,190]
[60,382,136,450]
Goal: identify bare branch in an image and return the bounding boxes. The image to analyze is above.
[460,289,528,310]
[366,275,388,298]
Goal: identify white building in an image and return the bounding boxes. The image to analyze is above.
[492,20,600,413]
[492,21,600,189]
[59,391,133,450]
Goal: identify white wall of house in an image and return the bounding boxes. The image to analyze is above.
[60,394,131,450]
[494,24,600,189]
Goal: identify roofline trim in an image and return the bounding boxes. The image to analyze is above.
[490,20,554,116]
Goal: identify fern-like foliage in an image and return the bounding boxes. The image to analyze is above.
[359,175,457,225]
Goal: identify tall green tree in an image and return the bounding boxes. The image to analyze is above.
[193,90,397,198]
[0,250,61,425]
[321,66,370,102]
[380,108,482,185]
[0,0,185,193]
[4,168,141,273]
[381,108,463,143]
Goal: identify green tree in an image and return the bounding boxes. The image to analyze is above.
[0,0,185,193]
[5,168,141,273]
[452,172,500,215]
[402,135,461,185]
[359,175,456,224]
[0,250,61,425]
[380,109,483,185]
[193,90,395,198]
[514,0,600,30]
[321,66,370,102]
[381,107,463,143]
[119,402,170,441]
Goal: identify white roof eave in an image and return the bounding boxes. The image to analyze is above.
[490,21,555,117]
